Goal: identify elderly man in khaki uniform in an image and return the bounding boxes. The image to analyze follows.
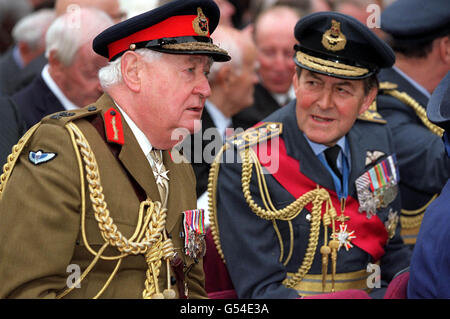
[0,0,230,299]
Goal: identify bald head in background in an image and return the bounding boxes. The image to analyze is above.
[254,5,300,95]
[55,0,124,21]
[209,26,258,117]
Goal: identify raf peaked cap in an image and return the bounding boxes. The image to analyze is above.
[381,0,450,44]
[293,12,395,79]
[93,0,230,62]
[427,72,450,131]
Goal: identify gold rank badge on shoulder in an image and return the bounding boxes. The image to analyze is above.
[226,122,283,150]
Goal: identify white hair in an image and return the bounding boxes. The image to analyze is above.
[98,49,163,89]
[45,6,114,66]
[12,9,55,50]
[208,28,244,82]
[118,0,159,19]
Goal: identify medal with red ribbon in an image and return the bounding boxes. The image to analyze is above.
[182,209,206,259]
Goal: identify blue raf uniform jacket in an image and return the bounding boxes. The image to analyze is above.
[214,101,411,298]
[407,178,450,299]
[376,68,450,244]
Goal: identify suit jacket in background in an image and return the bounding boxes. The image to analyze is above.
[10,53,47,94]
[0,96,26,167]
[182,106,226,197]
[0,49,46,96]
[0,48,21,96]
[232,83,283,130]
[12,73,63,129]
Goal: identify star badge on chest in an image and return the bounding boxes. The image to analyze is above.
[331,224,356,251]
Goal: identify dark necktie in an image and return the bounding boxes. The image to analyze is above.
[324,145,342,180]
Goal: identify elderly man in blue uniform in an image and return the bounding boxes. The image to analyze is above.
[376,0,450,246]
[207,12,411,298]
[408,72,450,299]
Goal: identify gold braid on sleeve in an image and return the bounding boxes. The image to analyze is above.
[207,145,337,291]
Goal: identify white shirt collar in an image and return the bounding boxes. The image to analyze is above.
[205,100,232,138]
[271,85,295,106]
[41,64,78,111]
[304,134,351,172]
[114,102,153,157]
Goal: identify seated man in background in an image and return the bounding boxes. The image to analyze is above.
[5,7,114,129]
[0,8,55,96]
[232,5,302,130]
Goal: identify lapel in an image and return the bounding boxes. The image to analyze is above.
[96,94,162,207]
[35,75,65,115]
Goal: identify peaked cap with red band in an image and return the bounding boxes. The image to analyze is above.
[93,0,230,62]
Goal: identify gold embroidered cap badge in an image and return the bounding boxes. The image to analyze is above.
[193,7,209,36]
[322,19,347,51]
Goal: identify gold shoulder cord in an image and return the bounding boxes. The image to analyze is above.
[380,83,443,226]
[57,122,177,299]
[381,83,444,137]
[0,123,40,199]
[207,144,340,292]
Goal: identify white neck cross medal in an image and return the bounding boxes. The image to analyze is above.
[153,161,169,186]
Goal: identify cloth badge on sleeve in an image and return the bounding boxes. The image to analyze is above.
[356,154,400,219]
[182,209,206,259]
[28,150,57,165]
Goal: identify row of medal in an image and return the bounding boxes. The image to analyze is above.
[356,154,400,219]
[182,209,207,259]
[334,154,400,251]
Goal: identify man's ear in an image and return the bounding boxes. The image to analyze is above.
[47,50,65,76]
[359,86,378,115]
[438,35,450,65]
[216,65,233,86]
[121,51,141,92]
[292,70,300,93]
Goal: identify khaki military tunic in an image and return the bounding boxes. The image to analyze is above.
[0,94,207,299]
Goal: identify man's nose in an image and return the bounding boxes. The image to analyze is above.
[317,89,333,109]
[194,76,211,99]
